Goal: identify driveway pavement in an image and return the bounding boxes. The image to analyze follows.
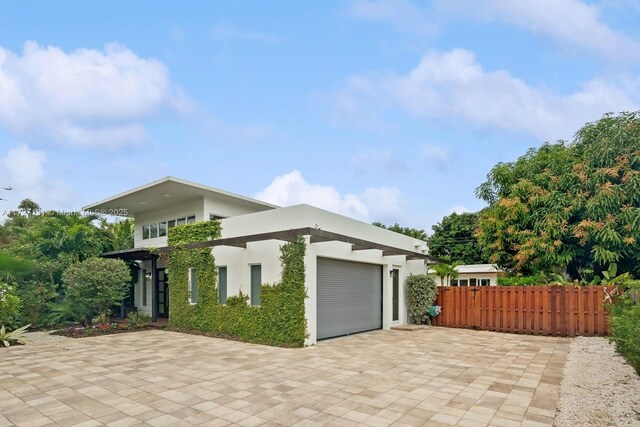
[0,328,568,426]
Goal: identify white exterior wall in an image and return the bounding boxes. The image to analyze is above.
[203,196,265,219]
[218,205,429,346]
[129,202,429,345]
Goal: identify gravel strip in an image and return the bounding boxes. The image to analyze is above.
[555,336,640,426]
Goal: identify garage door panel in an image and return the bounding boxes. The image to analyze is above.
[317,257,382,340]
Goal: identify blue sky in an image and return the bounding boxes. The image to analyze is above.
[1,0,639,232]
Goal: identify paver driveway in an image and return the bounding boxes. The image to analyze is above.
[0,328,568,426]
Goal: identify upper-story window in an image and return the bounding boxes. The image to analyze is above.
[142,214,196,240]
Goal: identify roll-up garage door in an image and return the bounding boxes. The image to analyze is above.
[317,257,382,340]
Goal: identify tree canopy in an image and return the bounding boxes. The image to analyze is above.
[372,222,427,240]
[0,201,135,327]
[476,111,640,280]
[427,212,488,264]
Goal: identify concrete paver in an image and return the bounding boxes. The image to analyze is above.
[0,328,569,426]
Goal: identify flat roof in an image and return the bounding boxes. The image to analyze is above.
[83,176,278,217]
[152,227,443,263]
[455,264,502,273]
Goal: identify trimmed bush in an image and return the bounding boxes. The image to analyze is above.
[610,280,640,375]
[406,274,437,325]
[62,257,131,325]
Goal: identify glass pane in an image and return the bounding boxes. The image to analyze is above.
[481,279,490,286]
[168,219,176,228]
[187,215,196,223]
[158,222,167,237]
[460,279,469,286]
[142,225,150,239]
[177,218,186,226]
[189,268,198,304]
[470,278,477,286]
[218,267,227,304]
[150,223,158,238]
[251,265,261,306]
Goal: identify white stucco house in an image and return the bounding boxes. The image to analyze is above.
[430,263,504,287]
[84,176,439,346]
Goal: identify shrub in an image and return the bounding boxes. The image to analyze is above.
[17,280,57,327]
[406,274,437,325]
[0,282,21,327]
[610,280,640,375]
[62,257,131,325]
[126,311,150,329]
[0,324,30,347]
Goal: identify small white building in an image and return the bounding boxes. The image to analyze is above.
[84,176,439,346]
[430,264,504,287]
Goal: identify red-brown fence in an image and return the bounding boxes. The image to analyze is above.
[431,286,614,336]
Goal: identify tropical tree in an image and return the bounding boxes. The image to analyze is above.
[0,200,132,326]
[17,199,40,217]
[430,263,459,286]
[476,111,640,279]
[100,218,134,251]
[428,212,488,264]
[373,222,427,240]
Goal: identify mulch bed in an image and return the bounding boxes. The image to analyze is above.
[51,324,157,338]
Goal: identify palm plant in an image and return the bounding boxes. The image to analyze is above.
[431,262,460,286]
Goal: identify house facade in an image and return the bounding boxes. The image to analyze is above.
[430,264,504,287]
[85,177,438,346]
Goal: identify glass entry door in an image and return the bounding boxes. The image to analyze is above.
[157,269,169,318]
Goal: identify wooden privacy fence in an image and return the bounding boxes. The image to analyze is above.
[431,285,613,336]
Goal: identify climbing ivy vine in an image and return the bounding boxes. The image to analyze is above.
[167,221,308,347]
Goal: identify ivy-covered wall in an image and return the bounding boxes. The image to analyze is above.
[166,221,308,347]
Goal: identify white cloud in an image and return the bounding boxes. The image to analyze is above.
[437,0,640,63]
[347,0,436,36]
[255,170,407,224]
[0,42,189,148]
[211,24,278,44]
[351,149,408,174]
[0,144,72,213]
[421,144,451,169]
[330,48,637,141]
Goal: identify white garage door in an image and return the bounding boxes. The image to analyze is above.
[317,257,382,340]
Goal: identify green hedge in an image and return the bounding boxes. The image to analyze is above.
[497,275,548,286]
[610,280,640,375]
[405,274,437,325]
[167,221,308,347]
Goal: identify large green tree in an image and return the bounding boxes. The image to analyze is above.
[427,212,488,264]
[0,201,135,326]
[372,222,427,240]
[476,111,640,279]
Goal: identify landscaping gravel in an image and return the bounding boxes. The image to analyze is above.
[555,336,640,426]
